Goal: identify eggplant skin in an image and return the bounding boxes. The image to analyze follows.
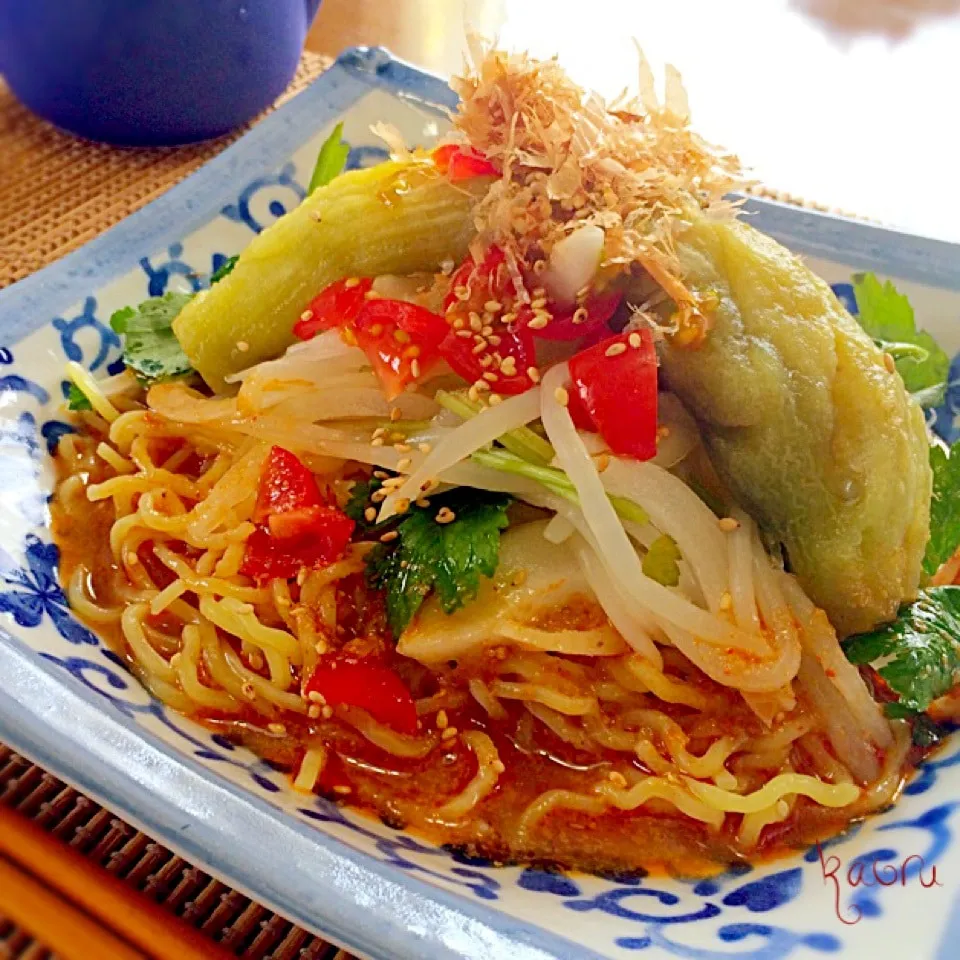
[659,218,931,636]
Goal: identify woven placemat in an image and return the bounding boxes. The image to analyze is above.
[0,50,357,960]
[0,51,333,287]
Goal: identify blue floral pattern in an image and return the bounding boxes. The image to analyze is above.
[0,124,958,960]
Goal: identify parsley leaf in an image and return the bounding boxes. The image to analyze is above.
[308,122,350,195]
[344,476,384,531]
[210,256,238,284]
[366,489,512,637]
[66,382,92,411]
[924,441,960,576]
[642,534,682,587]
[844,586,960,716]
[852,272,949,408]
[109,292,194,385]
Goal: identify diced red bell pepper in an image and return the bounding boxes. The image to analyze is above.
[568,329,658,460]
[352,298,449,398]
[432,143,498,182]
[253,446,323,523]
[293,277,373,341]
[528,290,623,342]
[241,446,355,584]
[305,655,418,735]
[439,321,537,395]
[441,248,537,395]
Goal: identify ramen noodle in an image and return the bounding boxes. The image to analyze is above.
[51,43,954,875]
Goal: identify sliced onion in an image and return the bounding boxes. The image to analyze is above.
[600,457,729,613]
[542,225,605,305]
[378,387,542,520]
[539,363,759,652]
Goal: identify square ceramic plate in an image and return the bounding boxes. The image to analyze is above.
[2,48,960,960]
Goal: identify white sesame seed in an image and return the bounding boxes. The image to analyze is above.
[236,340,249,352]
[299,310,314,322]
[435,507,456,524]
[527,366,541,383]
[436,709,449,729]
[554,386,569,406]
[396,457,412,472]
[605,342,627,357]
[628,332,643,349]
[718,517,740,533]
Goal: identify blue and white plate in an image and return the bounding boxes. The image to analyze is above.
[1,48,960,960]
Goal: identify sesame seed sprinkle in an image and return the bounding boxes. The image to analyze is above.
[554,386,569,406]
[380,530,399,543]
[628,332,643,349]
[718,517,740,532]
[605,342,627,357]
[435,507,456,524]
[236,340,249,352]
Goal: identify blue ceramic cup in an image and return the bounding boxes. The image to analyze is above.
[0,0,322,145]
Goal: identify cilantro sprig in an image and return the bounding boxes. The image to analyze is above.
[66,382,92,412]
[110,292,194,385]
[852,272,949,408]
[844,586,960,717]
[924,440,960,577]
[356,482,511,637]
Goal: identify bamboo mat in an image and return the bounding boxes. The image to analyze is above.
[0,51,358,960]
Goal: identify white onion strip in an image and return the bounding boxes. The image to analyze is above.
[539,364,766,653]
[601,457,728,613]
[378,387,543,520]
[572,535,662,667]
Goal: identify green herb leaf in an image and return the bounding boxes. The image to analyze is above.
[924,441,960,576]
[366,489,512,637]
[844,586,960,715]
[210,256,238,285]
[66,382,92,411]
[109,292,194,385]
[344,476,385,532]
[642,534,682,587]
[308,122,350,195]
[853,272,949,408]
[911,713,948,749]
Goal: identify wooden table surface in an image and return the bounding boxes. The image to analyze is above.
[307,0,960,242]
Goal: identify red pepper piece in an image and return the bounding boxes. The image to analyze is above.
[568,329,658,460]
[432,143,498,181]
[293,277,372,341]
[305,656,418,735]
[529,290,623,342]
[352,298,449,398]
[242,447,355,584]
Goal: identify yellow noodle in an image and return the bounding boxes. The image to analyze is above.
[595,777,725,827]
[513,790,608,848]
[338,706,437,758]
[177,625,238,712]
[149,579,187,616]
[67,566,122,624]
[294,746,328,793]
[468,678,508,720]
[686,773,860,813]
[436,731,503,819]
[490,680,596,716]
[121,603,176,684]
[96,442,134,475]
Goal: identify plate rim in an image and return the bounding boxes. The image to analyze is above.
[1,44,960,960]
